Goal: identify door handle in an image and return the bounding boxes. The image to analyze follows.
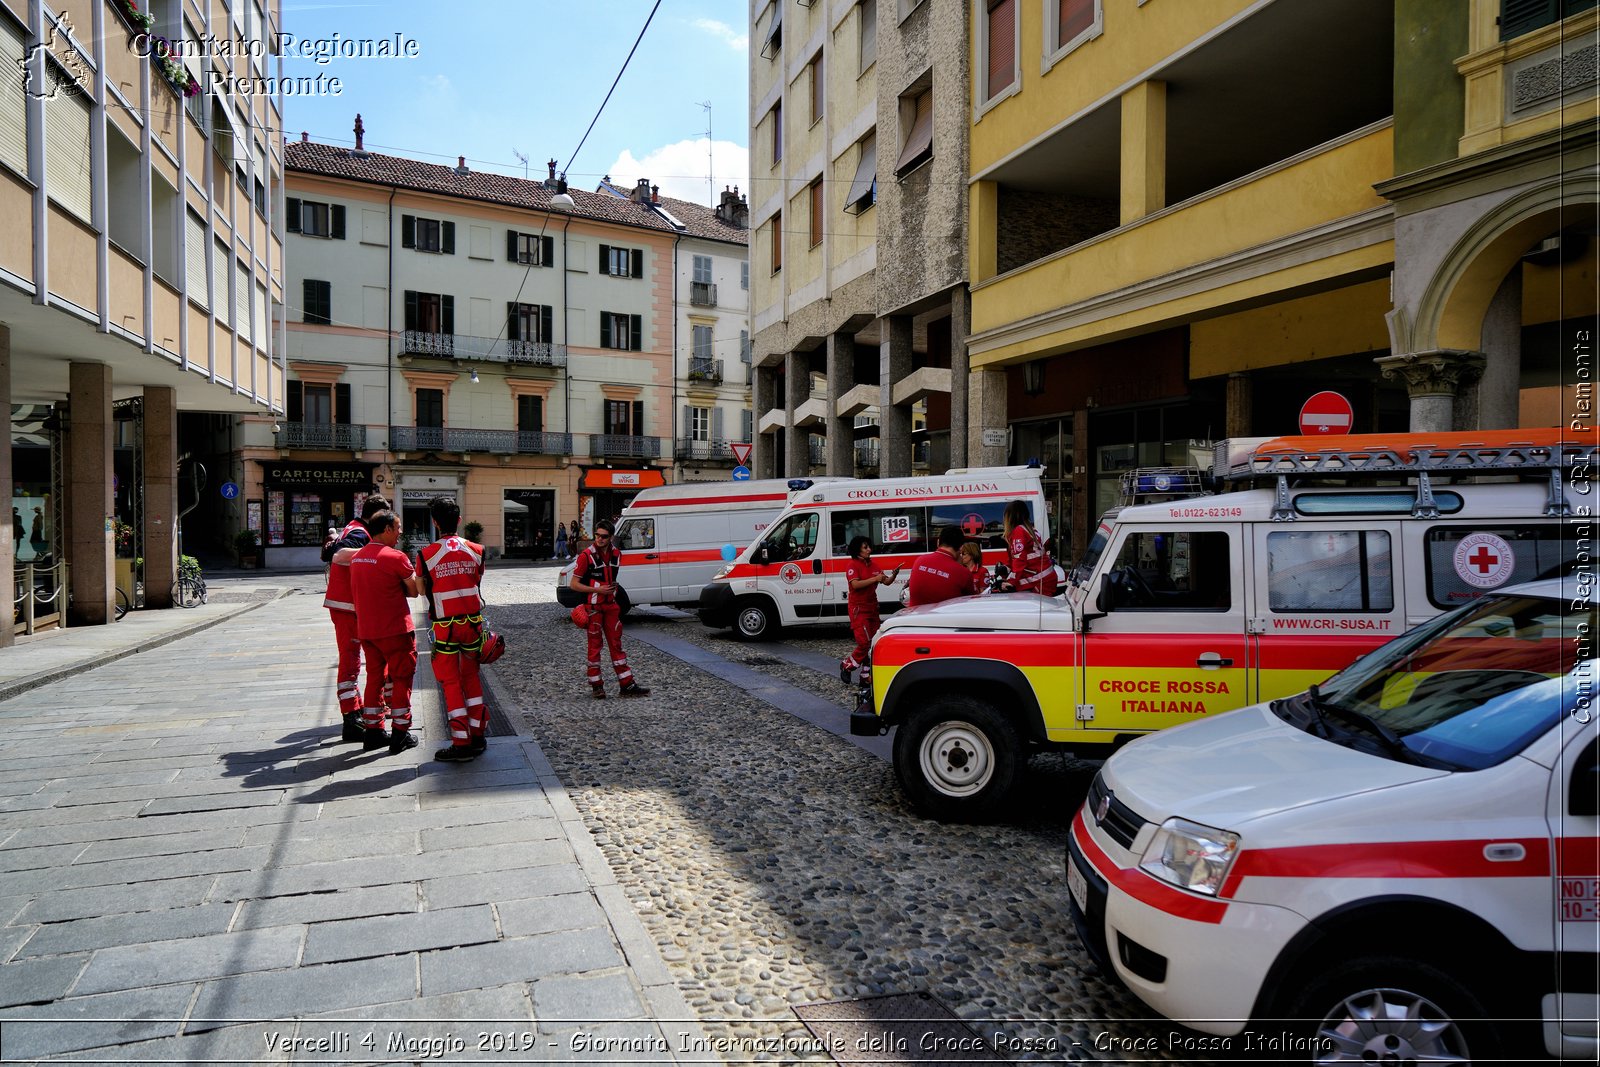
[811,559,822,574]
[644,553,658,560]
[1196,653,1233,669]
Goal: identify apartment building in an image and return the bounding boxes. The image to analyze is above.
[1,0,284,636]
[748,0,972,480]
[598,178,753,483]
[263,134,749,567]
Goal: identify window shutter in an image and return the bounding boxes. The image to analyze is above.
[542,235,554,266]
[541,305,553,341]
[600,313,612,349]
[335,382,351,424]
[631,249,643,278]
[599,244,609,272]
[530,396,543,433]
[401,215,415,248]
[330,204,346,239]
[681,405,691,442]
[507,229,519,262]
[0,19,27,177]
[302,279,316,323]
[185,212,208,308]
[404,290,418,331]
[632,400,644,436]
[45,83,92,222]
[630,314,642,350]
[286,197,302,233]
[742,409,752,441]
[286,379,302,423]
[441,221,455,254]
[713,407,724,441]
[987,0,1016,101]
[1500,0,1560,39]
[506,301,519,340]
[441,294,455,334]
[740,330,750,362]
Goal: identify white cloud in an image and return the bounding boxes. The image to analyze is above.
[602,138,750,208]
[420,73,453,95]
[691,18,748,51]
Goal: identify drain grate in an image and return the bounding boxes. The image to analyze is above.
[793,992,1004,1067]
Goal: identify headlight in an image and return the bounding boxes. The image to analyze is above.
[1139,817,1239,896]
[713,566,732,580]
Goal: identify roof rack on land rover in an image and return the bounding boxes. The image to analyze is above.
[1213,428,1594,520]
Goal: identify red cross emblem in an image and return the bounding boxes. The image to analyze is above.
[1466,546,1499,574]
[960,513,986,538]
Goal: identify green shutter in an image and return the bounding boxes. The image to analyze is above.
[286,197,301,233]
[630,314,642,350]
[600,313,612,349]
[441,221,456,255]
[401,215,415,248]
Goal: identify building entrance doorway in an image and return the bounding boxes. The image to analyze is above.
[504,488,555,559]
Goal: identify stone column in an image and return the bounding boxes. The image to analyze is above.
[752,365,778,480]
[68,362,114,626]
[1475,270,1522,430]
[969,366,1008,466]
[879,315,913,477]
[785,352,811,478]
[143,386,178,609]
[1226,372,1253,438]
[1375,350,1485,433]
[0,326,12,648]
[825,332,856,476]
[949,288,972,469]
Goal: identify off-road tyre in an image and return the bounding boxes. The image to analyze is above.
[893,696,1020,822]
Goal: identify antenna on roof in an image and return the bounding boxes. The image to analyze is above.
[511,148,528,181]
[699,101,713,207]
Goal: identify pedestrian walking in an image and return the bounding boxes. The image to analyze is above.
[322,494,390,742]
[347,510,421,753]
[959,540,990,596]
[839,535,899,684]
[568,519,649,699]
[906,524,973,608]
[1000,499,1057,596]
[416,496,489,763]
[554,523,568,560]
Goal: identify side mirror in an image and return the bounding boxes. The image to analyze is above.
[1572,743,1599,818]
[752,546,769,566]
[1096,574,1117,613]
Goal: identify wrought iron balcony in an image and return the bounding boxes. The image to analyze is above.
[690,281,718,307]
[401,331,567,367]
[389,425,573,455]
[688,357,724,384]
[808,436,825,466]
[590,434,662,459]
[275,422,367,450]
[675,437,732,462]
[855,441,881,469]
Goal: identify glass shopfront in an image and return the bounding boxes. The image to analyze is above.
[1012,417,1074,550]
[259,462,377,565]
[503,488,556,559]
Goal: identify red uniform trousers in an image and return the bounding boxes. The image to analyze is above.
[360,632,416,732]
[585,600,636,688]
[843,603,881,678]
[431,618,485,749]
[329,609,362,716]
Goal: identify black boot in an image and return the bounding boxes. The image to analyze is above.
[619,682,651,698]
[389,729,419,754]
[434,744,476,762]
[362,726,389,751]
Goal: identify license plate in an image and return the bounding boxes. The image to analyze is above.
[1067,855,1089,914]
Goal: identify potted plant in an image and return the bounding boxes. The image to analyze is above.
[462,520,484,543]
[234,528,259,568]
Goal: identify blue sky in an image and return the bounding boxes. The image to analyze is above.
[278,0,751,206]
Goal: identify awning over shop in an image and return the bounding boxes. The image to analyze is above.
[582,469,666,491]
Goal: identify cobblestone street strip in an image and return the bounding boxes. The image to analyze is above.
[484,570,1217,1064]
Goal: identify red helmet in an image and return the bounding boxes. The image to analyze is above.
[475,630,505,664]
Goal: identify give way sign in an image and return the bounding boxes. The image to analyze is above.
[730,441,753,466]
[1299,391,1353,435]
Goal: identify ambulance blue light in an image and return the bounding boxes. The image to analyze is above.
[788,479,813,491]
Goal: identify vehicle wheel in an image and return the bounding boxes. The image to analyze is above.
[732,597,778,641]
[892,696,1020,822]
[175,577,202,608]
[114,587,129,620]
[1284,955,1501,1065]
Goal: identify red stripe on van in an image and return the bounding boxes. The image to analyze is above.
[873,632,1077,669]
[1073,811,1229,924]
[1556,836,1600,878]
[1219,837,1552,897]
[620,549,732,566]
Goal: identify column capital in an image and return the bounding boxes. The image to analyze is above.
[1374,349,1484,398]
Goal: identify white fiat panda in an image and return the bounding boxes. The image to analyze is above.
[1067,577,1597,1061]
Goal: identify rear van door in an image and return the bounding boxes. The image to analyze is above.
[1249,522,1404,703]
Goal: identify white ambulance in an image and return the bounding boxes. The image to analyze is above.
[555,479,839,613]
[854,429,1592,819]
[1068,576,1596,1060]
[697,466,1050,640]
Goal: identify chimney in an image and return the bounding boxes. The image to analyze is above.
[717,185,749,229]
[455,155,469,176]
[651,183,659,204]
[300,131,309,142]
[353,114,364,151]
[631,177,651,203]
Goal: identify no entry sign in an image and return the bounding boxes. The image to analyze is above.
[1299,391,1353,435]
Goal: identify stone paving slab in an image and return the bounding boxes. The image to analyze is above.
[301,903,500,965]
[13,903,239,959]
[0,984,197,1058]
[418,927,626,998]
[71,925,306,997]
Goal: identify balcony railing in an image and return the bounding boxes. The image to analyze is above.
[591,434,662,459]
[401,330,567,367]
[690,281,718,307]
[855,441,881,469]
[675,437,732,462]
[688,357,724,384]
[390,425,573,455]
[275,422,368,450]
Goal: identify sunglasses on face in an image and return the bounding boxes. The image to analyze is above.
[594,533,611,539]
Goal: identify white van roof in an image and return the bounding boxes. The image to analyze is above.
[621,478,846,514]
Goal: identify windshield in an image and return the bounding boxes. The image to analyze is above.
[1308,593,1595,770]
[1071,518,1116,587]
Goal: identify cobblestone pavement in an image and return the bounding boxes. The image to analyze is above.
[484,567,1226,1064]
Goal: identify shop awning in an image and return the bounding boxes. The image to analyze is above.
[583,469,666,490]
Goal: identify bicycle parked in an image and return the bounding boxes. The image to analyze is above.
[176,556,207,607]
